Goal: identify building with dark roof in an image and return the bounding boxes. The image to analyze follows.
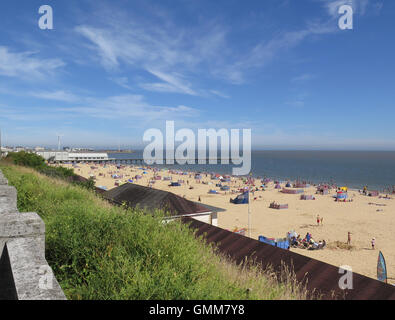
[102,183,224,226]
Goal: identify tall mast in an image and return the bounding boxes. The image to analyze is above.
[248,189,251,238]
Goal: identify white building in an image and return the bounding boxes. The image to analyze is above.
[36,151,110,162]
[0,147,12,158]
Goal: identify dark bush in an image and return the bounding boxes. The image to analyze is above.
[6,151,46,169]
[6,152,92,190]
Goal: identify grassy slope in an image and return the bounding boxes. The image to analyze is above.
[0,163,307,300]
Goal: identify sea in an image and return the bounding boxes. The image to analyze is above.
[109,151,395,192]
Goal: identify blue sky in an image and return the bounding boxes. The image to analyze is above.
[0,0,394,150]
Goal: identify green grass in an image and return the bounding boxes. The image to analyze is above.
[3,152,95,190]
[0,163,308,300]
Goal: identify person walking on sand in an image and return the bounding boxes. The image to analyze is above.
[320,217,324,225]
[316,215,320,226]
[347,232,352,245]
[371,238,375,250]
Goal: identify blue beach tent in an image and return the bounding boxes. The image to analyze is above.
[336,191,348,200]
[258,236,290,250]
[231,191,249,204]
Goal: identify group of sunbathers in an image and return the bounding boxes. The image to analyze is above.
[289,232,326,250]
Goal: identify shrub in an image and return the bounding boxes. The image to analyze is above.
[6,151,46,169]
[5,152,93,191]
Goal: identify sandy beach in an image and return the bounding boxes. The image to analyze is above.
[58,162,395,283]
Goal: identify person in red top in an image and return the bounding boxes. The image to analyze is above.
[347,232,352,245]
[317,215,320,226]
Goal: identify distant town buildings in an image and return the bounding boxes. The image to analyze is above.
[71,147,95,152]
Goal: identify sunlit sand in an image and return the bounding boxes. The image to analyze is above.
[59,162,395,283]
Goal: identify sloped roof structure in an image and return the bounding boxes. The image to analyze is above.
[103,183,212,216]
[182,217,395,300]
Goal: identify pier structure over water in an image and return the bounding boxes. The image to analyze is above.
[34,151,235,166]
[55,158,234,165]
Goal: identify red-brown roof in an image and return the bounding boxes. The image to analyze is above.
[182,217,395,300]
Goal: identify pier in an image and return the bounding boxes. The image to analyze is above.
[52,158,235,165]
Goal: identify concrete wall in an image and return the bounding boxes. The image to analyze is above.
[0,169,66,300]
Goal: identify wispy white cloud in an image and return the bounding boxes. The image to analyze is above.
[0,104,67,122]
[285,92,310,108]
[140,69,197,95]
[212,0,379,84]
[291,73,316,83]
[0,92,200,133]
[58,94,199,125]
[109,77,133,90]
[210,90,230,99]
[73,2,350,89]
[0,46,64,80]
[72,6,233,95]
[320,0,371,18]
[29,90,80,102]
[75,22,226,95]
[214,21,336,84]
[75,14,227,71]
[75,26,120,70]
